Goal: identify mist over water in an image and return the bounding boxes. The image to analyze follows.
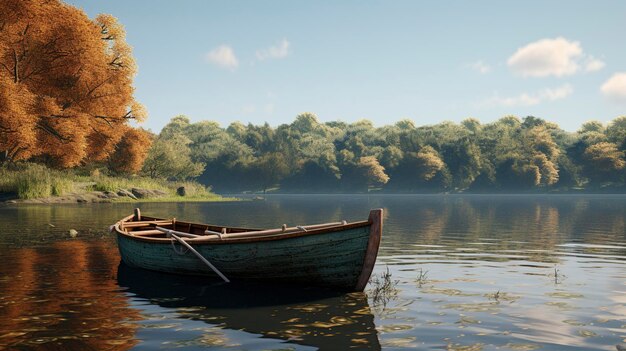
[0,195,624,350]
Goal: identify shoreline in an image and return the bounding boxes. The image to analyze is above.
[1,189,237,204]
[3,189,625,205]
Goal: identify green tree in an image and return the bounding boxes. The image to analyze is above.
[583,142,625,184]
[254,152,289,193]
[149,113,626,193]
[414,146,446,181]
[142,135,205,180]
[357,156,390,188]
[606,116,626,150]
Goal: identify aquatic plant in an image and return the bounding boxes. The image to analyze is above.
[415,267,429,287]
[552,265,566,284]
[368,267,399,307]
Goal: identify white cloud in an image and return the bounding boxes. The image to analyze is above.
[585,56,605,72]
[507,37,582,77]
[256,39,290,60]
[601,73,626,102]
[542,84,574,100]
[478,84,573,108]
[205,45,239,69]
[469,60,491,74]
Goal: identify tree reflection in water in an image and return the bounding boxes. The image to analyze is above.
[0,241,140,350]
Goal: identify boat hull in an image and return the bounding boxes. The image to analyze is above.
[117,222,373,290]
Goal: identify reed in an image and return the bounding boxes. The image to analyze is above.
[552,265,566,284]
[415,267,429,287]
[0,163,75,199]
[369,266,399,307]
[0,162,220,201]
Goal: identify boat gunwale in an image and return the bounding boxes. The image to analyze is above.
[114,215,372,245]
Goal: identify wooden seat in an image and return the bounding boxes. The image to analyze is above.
[130,229,163,236]
[122,220,173,229]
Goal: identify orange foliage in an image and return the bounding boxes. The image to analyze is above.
[108,127,153,174]
[0,0,150,168]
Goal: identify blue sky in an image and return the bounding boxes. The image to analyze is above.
[67,0,626,132]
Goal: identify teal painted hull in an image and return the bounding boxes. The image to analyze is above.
[117,223,370,289]
[114,209,383,291]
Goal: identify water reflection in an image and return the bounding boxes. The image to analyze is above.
[0,195,625,350]
[0,240,139,350]
[117,263,381,350]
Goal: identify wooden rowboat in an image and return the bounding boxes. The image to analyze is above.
[112,208,383,291]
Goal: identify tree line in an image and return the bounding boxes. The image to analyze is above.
[143,113,626,193]
[1,1,624,194]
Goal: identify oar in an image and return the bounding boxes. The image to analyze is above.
[169,233,230,283]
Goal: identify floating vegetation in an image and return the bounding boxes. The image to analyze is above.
[456,315,481,325]
[546,291,584,299]
[504,343,540,350]
[485,291,520,302]
[544,301,574,310]
[368,267,399,308]
[578,329,598,338]
[442,302,500,313]
[447,342,484,351]
[422,287,478,297]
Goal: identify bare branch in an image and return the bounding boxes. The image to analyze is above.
[95,115,114,128]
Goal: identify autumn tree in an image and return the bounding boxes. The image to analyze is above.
[0,0,150,168]
[108,128,152,174]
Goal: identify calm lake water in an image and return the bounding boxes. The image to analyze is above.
[0,195,625,350]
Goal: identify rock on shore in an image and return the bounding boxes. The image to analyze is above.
[2,187,168,204]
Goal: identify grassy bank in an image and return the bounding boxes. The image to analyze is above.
[0,163,227,202]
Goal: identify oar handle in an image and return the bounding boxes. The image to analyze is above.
[170,233,230,283]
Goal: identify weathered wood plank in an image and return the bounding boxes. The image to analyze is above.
[354,209,383,291]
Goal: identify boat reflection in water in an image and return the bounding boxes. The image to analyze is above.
[117,263,381,350]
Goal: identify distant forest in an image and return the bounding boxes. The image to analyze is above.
[143,113,626,193]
